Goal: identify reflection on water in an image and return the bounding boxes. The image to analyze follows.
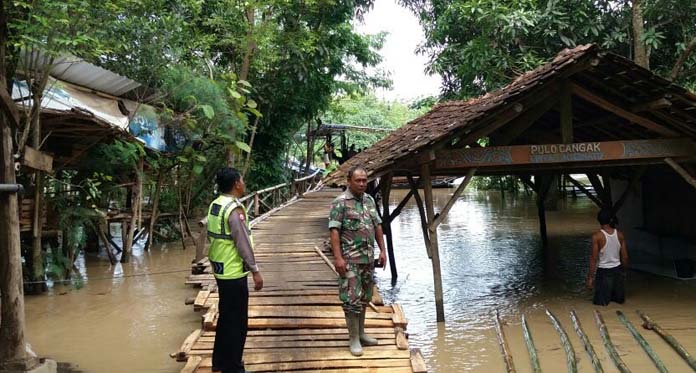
[376,189,696,372]
[24,238,198,373]
[23,190,696,372]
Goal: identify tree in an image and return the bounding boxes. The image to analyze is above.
[398,0,696,97]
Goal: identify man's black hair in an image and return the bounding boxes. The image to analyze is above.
[216,167,241,193]
[597,209,613,226]
[347,165,367,180]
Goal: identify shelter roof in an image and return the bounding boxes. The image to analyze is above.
[326,44,696,184]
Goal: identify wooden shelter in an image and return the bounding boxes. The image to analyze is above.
[326,44,696,322]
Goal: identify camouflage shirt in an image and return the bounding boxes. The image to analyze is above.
[328,189,382,264]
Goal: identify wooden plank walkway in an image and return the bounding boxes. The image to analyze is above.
[175,189,427,373]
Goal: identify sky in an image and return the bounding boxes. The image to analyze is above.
[355,0,442,102]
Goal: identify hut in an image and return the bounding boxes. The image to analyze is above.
[326,44,696,321]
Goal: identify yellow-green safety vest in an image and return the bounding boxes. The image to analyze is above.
[206,194,253,280]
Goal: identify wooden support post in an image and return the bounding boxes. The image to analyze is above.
[254,193,260,216]
[31,172,44,291]
[380,173,398,284]
[665,158,696,191]
[145,171,163,251]
[421,162,446,322]
[0,117,32,370]
[535,176,554,248]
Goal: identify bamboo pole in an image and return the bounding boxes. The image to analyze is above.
[616,311,667,373]
[638,310,696,370]
[594,310,630,373]
[545,309,577,373]
[521,314,541,373]
[570,310,603,373]
[495,310,516,373]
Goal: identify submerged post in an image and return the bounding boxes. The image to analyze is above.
[421,161,445,322]
[380,173,398,284]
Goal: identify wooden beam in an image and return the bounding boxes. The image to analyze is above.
[566,175,604,208]
[21,146,53,172]
[421,162,445,323]
[560,81,573,144]
[435,138,695,170]
[407,175,432,258]
[430,168,476,229]
[665,158,696,191]
[570,82,679,137]
[536,175,554,248]
[388,189,413,222]
[631,98,672,112]
[492,93,560,146]
[451,103,524,148]
[587,173,610,207]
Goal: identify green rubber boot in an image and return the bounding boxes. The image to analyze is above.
[345,312,363,356]
[359,308,378,346]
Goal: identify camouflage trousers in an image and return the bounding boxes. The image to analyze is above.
[339,262,374,314]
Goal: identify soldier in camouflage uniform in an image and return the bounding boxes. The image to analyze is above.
[328,165,387,356]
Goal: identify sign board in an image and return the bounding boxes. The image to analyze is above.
[22,146,53,172]
[435,139,696,169]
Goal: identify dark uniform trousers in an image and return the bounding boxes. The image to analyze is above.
[212,276,249,373]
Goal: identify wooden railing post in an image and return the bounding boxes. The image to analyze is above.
[253,193,260,217]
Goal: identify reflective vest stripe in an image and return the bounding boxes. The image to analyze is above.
[219,200,237,237]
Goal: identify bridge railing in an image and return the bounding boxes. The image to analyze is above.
[194,170,323,261]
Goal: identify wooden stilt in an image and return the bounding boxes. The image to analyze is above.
[594,310,630,373]
[390,189,413,221]
[380,173,398,283]
[97,224,117,265]
[617,311,666,373]
[31,172,44,290]
[638,310,696,370]
[494,310,516,373]
[570,310,604,373]
[421,162,446,322]
[521,314,541,373]
[546,309,577,373]
[536,176,553,249]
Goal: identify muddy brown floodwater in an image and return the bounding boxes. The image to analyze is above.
[24,189,696,372]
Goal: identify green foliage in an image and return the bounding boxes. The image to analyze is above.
[399,0,696,98]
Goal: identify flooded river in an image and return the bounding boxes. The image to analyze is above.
[24,188,696,372]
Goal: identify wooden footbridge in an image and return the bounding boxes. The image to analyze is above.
[174,188,427,373]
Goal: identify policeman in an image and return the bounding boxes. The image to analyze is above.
[328,165,387,356]
[207,168,263,373]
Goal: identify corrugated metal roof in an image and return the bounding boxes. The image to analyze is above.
[21,50,141,97]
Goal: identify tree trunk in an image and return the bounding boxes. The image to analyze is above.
[671,37,696,81]
[632,0,649,69]
[121,158,143,263]
[0,115,31,369]
[145,170,163,250]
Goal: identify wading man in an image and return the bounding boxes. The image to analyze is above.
[328,165,387,356]
[207,167,263,373]
[587,209,629,306]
